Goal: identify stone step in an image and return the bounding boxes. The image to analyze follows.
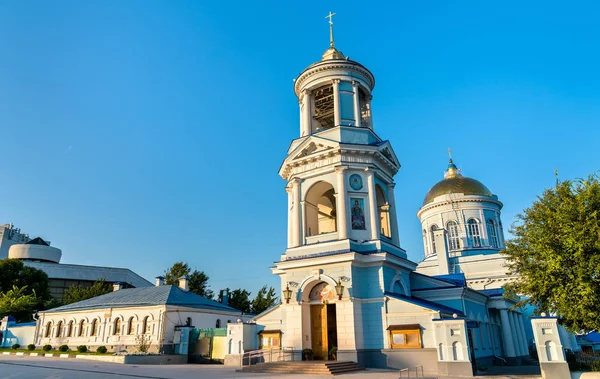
[238,361,363,375]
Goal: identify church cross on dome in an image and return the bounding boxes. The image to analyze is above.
[447,148,453,163]
[326,11,336,47]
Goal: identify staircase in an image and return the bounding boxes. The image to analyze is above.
[238,361,363,375]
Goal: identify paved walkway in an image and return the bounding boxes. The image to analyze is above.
[0,354,399,379]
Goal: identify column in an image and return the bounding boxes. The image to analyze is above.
[352,81,361,127]
[286,186,293,248]
[366,168,379,240]
[366,95,373,128]
[509,312,524,357]
[335,166,348,239]
[516,313,530,356]
[499,309,516,357]
[387,183,400,246]
[291,178,303,247]
[302,89,311,136]
[333,79,341,127]
[479,209,488,245]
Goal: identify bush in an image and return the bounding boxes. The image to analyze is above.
[42,345,52,352]
[96,346,107,354]
[11,344,20,350]
[27,344,35,351]
[591,359,600,372]
[77,345,88,353]
[58,345,69,352]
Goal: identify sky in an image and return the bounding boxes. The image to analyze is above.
[0,1,598,298]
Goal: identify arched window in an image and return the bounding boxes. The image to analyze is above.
[487,219,498,248]
[216,319,221,328]
[91,319,98,336]
[305,182,337,236]
[45,322,52,338]
[127,317,134,335]
[430,225,438,255]
[438,343,444,360]
[142,316,150,334]
[452,341,463,360]
[78,320,85,337]
[467,219,481,247]
[55,321,63,337]
[447,221,460,250]
[113,318,121,335]
[67,321,73,337]
[185,317,192,326]
[376,185,391,238]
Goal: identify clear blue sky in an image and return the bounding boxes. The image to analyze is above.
[1,1,598,297]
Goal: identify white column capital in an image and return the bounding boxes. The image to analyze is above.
[387,182,396,190]
[332,78,341,85]
[335,165,348,173]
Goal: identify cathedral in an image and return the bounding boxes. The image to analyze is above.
[233,16,573,376]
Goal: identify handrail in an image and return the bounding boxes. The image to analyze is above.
[399,367,410,378]
[240,349,265,367]
[415,365,424,378]
[241,347,295,367]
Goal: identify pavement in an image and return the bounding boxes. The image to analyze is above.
[0,354,401,379]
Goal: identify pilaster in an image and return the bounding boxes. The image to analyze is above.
[333,79,341,126]
[335,166,349,239]
[387,183,400,246]
[352,81,361,127]
[365,168,379,240]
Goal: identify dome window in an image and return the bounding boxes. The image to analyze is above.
[467,219,482,248]
[446,221,460,251]
[487,219,499,248]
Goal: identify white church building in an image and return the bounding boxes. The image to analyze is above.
[227,21,578,376]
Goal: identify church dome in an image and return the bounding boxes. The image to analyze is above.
[423,160,493,206]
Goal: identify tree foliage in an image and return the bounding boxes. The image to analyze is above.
[0,259,51,306]
[0,285,39,322]
[218,288,252,313]
[504,173,600,332]
[62,278,112,305]
[251,285,279,314]
[164,261,213,298]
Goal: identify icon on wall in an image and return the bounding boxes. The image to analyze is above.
[351,198,366,230]
[349,174,363,190]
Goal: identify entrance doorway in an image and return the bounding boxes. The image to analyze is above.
[310,303,338,360]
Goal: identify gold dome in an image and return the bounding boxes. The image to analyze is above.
[422,160,493,206]
[322,46,345,60]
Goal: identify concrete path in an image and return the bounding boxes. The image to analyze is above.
[0,354,399,379]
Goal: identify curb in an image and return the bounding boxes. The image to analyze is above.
[1,352,93,359]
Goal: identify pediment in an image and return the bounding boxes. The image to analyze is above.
[285,136,340,162]
[377,142,401,169]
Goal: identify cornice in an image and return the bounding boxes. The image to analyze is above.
[417,197,503,218]
[294,61,375,96]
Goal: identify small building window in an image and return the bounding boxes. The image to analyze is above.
[387,324,422,349]
[67,321,73,337]
[487,219,498,248]
[446,221,460,250]
[258,330,281,349]
[186,317,192,326]
[142,316,150,334]
[127,317,134,335]
[55,321,63,338]
[216,319,221,328]
[44,322,52,338]
[467,219,481,247]
[91,319,99,336]
[113,318,121,335]
[78,320,85,337]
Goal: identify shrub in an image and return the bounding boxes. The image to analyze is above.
[42,345,52,352]
[302,348,313,360]
[135,335,150,353]
[96,346,107,354]
[592,359,600,372]
[11,344,20,350]
[27,344,35,351]
[77,345,87,353]
[58,345,69,352]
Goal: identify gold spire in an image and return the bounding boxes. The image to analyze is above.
[322,11,345,61]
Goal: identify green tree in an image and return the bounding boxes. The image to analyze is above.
[251,285,279,314]
[0,259,51,307]
[164,261,213,298]
[219,288,252,313]
[62,278,112,305]
[504,173,600,333]
[0,285,40,322]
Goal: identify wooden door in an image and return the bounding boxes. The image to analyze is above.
[310,304,328,359]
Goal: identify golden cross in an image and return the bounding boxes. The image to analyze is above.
[326,11,336,47]
[447,148,453,160]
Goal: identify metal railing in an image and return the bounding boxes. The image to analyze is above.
[241,347,295,367]
[399,365,425,378]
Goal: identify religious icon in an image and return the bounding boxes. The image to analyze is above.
[351,198,366,230]
[349,174,363,190]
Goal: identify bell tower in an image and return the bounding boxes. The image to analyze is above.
[278,13,404,260]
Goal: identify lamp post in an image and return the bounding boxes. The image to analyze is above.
[283,285,293,304]
[335,280,344,300]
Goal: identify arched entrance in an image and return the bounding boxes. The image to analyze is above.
[307,282,338,360]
